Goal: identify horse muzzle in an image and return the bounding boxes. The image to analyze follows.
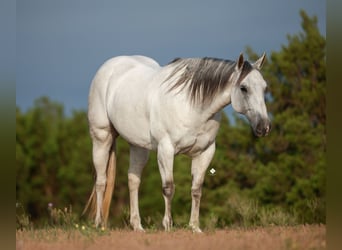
[253,119,271,137]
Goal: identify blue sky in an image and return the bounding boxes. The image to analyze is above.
[16,0,326,115]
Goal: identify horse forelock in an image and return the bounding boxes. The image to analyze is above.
[165,57,237,105]
[237,61,254,85]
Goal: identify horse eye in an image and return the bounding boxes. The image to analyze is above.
[240,86,248,93]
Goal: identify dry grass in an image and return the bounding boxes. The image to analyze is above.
[16,224,325,250]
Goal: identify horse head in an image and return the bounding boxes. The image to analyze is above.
[231,53,271,137]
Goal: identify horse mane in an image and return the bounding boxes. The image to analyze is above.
[165,57,253,105]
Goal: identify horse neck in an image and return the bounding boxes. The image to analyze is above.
[193,85,233,121]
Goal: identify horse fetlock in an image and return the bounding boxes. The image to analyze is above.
[130,214,142,229]
[95,214,102,227]
[131,221,145,232]
[189,219,202,233]
[162,215,173,231]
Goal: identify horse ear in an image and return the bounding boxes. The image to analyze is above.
[253,52,266,70]
[236,53,244,71]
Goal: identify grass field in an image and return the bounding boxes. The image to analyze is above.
[16,224,325,250]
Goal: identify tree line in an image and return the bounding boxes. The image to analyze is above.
[16,11,325,228]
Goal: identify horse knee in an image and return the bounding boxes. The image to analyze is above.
[162,182,175,198]
[191,187,202,199]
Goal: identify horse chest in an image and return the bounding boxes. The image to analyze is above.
[176,114,221,156]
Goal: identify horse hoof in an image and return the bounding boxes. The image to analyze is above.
[133,226,145,232]
[191,226,203,233]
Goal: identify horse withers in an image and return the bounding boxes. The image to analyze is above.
[83,53,271,232]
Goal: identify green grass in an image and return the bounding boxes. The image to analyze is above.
[16,197,303,234]
[224,195,299,228]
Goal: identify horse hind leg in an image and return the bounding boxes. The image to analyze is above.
[128,145,149,231]
[91,127,116,227]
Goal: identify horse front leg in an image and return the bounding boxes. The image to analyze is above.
[128,145,149,232]
[189,142,216,233]
[157,138,175,231]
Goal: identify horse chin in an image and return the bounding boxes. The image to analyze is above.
[253,129,264,137]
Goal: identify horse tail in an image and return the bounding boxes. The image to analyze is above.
[82,145,117,227]
[102,146,116,225]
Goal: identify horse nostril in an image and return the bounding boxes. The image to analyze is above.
[264,123,271,136]
[265,126,269,134]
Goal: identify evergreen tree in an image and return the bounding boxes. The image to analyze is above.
[248,10,326,223]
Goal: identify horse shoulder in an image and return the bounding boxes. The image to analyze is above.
[158,111,222,156]
[184,112,221,156]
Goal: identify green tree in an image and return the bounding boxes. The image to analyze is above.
[16,97,65,219]
[16,97,93,222]
[247,10,326,223]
